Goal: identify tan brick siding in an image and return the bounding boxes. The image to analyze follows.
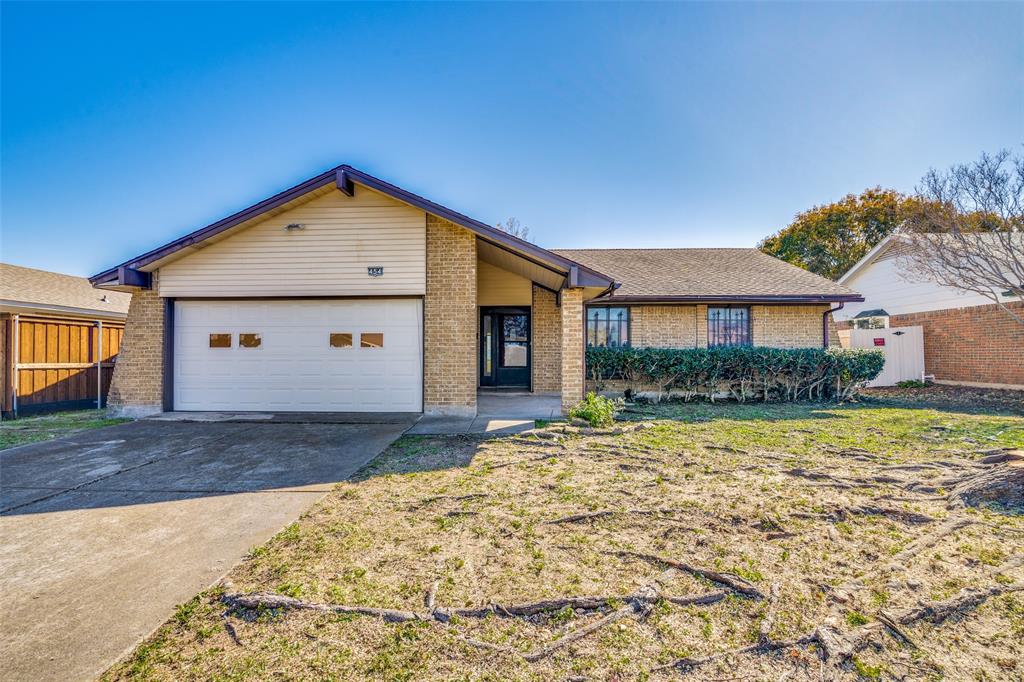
[751,305,828,348]
[107,285,164,416]
[423,215,477,415]
[597,304,826,350]
[631,306,700,348]
[889,301,1024,388]
[560,288,585,413]
[532,285,561,392]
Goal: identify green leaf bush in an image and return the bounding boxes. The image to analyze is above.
[585,346,885,402]
[568,392,620,426]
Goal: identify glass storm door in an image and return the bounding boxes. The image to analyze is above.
[480,308,530,387]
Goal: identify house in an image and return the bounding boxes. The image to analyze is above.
[89,165,862,417]
[1,263,131,416]
[835,234,1024,390]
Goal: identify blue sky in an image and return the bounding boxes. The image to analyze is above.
[2,2,1021,276]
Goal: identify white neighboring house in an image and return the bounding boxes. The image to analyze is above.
[835,234,1024,390]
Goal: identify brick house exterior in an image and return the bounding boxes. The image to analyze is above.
[882,302,1023,388]
[91,165,862,417]
[836,235,1023,389]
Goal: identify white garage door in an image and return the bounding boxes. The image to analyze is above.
[173,299,422,412]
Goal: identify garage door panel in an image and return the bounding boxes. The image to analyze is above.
[173,299,422,412]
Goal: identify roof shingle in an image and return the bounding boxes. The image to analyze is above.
[550,248,861,301]
[1,263,132,316]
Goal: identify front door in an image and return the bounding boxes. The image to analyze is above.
[480,307,530,388]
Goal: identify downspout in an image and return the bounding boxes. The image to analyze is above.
[823,303,844,347]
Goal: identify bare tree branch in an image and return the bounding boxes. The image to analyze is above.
[898,148,1024,325]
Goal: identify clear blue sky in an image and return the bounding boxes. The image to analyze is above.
[2,2,1021,276]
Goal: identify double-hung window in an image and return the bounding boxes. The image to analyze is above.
[708,306,751,347]
[586,307,630,348]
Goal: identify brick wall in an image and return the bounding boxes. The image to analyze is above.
[751,305,828,348]
[631,306,700,348]
[532,285,561,392]
[107,285,164,417]
[423,215,477,415]
[600,304,827,350]
[560,288,585,413]
[889,301,1024,388]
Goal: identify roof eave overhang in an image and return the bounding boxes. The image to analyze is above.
[88,166,616,291]
[0,300,129,320]
[588,294,866,304]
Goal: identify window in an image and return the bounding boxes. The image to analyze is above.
[360,333,384,348]
[330,333,353,348]
[586,307,630,348]
[708,306,751,347]
[209,333,231,348]
[501,315,528,367]
[239,333,262,348]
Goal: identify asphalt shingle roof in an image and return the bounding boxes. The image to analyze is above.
[1,263,132,316]
[552,248,861,300]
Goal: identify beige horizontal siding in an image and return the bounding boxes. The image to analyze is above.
[158,188,426,297]
[477,260,532,306]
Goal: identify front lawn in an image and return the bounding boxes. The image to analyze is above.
[0,410,129,450]
[105,403,1023,681]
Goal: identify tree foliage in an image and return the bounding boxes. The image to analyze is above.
[758,188,922,280]
[586,346,884,402]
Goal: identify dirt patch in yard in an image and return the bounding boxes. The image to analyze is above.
[861,384,1024,415]
[103,403,1024,681]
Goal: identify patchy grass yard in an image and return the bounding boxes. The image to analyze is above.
[0,410,128,450]
[105,403,1023,681]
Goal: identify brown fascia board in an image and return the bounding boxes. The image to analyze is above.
[89,166,616,290]
[588,294,866,304]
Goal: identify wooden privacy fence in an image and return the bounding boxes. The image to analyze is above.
[2,316,124,416]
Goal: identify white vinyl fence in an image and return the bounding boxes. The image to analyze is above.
[848,326,925,387]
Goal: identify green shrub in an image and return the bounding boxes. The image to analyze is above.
[896,379,928,389]
[568,392,619,426]
[585,346,884,403]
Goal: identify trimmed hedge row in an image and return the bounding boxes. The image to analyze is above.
[586,346,885,402]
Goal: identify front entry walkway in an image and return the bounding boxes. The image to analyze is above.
[0,416,414,682]
[408,391,561,435]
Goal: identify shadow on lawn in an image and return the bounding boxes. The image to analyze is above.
[623,396,1024,422]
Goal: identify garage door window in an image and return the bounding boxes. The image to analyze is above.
[360,333,384,348]
[209,333,232,348]
[239,333,262,348]
[330,333,353,348]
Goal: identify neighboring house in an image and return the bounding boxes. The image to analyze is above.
[1,263,131,416]
[835,234,1024,389]
[89,165,862,417]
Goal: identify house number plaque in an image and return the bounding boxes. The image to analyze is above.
[367,266,384,277]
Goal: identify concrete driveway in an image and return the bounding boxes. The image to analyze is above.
[0,415,415,682]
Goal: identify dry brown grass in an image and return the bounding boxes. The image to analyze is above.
[104,402,1024,681]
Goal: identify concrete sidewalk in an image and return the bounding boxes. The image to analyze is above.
[408,392,561,435]
[0,416,413,682]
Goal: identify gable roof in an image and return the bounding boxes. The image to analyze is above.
[1,263,131,318]
[553,248,863,303]
[89,165,614,290]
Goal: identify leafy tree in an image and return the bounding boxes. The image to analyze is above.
[758,188,921,280]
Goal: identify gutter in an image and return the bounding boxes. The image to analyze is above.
[823,303,844,347]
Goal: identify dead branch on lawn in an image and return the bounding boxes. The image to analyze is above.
[893,583,1024,624]
[611,550,765,599]
[543,508,693,526]
[758,582,781,645]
